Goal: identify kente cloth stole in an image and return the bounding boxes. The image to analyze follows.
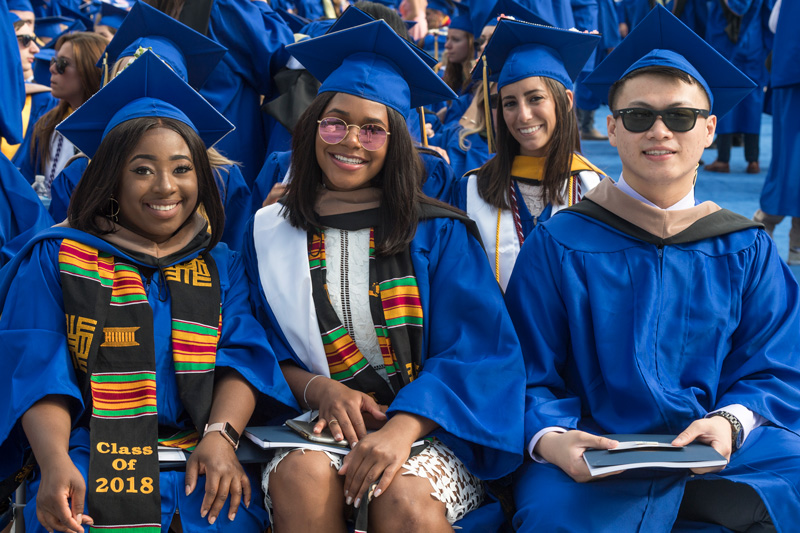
[58,239,220,532]
[307,228,423,405]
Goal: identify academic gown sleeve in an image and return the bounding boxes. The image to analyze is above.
[503,225,583,447]
[0,238,85,472]
[387,216,525,480]
[210,244,297,410]
[0,155,54,267]
[215,164,250,252]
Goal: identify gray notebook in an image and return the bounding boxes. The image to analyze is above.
[583,434,728,476]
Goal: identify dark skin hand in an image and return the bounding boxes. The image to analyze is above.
[184,371,257,525]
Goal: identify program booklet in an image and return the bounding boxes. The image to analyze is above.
[583,434,728,476]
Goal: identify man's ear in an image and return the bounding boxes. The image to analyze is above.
[607,114,617,147]
[704,114,717,148]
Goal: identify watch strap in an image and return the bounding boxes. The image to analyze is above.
[709,411,743,451]
[203,422,240,450]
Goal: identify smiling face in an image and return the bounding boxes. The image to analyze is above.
[15,21,38,79]
[315,92,389,192]
[116,127,198,243]
[49,41,84,107]
[445,28,472,65]
[501,76,572,157]
[608,73,715,206]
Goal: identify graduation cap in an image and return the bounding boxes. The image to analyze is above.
[471,0,552,37]
[57,50,233,157]
[448,1,472,35]
[8,11,19,22]
[7,0,33,12]
[100,1,226,89]
[58,5,94,30]
[427,0,454,17]
[286,19,456,119]
[33,48,55,86]
[275,6,311,34]
[583,5,755,117]
[96,1,128,30]
[473,18,599,90]
[327,5,437,68]
[34,15,73,39]
[41,18,87,50]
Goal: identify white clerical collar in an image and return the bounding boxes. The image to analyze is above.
[615,174,695,211]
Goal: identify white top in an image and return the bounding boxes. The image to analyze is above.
[324,227,391,386]
[615,173,696,210]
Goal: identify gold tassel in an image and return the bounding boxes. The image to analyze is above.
[482,60,495,154]
[418,107,428,147]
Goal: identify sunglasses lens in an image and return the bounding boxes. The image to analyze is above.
[18,35,35,46]
[622,109,657,132]
[318,118,348,144]
[358,124,387,151]
[661,109,697,132]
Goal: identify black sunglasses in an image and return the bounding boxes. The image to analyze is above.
[613,107,710,133]
[50,56,71,74]
[17,34,37,47]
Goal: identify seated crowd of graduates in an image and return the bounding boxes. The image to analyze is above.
[0,0,798,532]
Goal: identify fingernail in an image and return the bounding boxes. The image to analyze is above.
[201,509,208,518]
[209,515,216,525]
[346,495,353,505]
[77,514,82,524]
[246,500,251,508]
[185,485,191,496]
[335,433,342,440]
[374,488,382,498]
[354,497,361,508]
[229,513,236,521]
[344,489,349,497]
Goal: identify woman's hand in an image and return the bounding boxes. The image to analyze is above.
[306,377,387,446]
[338,413,433,508]
[534,430,620,483]
[35,454,93,533]
[185,432,251,525]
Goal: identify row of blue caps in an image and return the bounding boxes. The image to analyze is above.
[52,3,755,161]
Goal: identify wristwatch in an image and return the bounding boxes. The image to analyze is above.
[203,422,240,451]
[709,411,742,451]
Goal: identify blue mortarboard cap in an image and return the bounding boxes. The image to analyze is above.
[404,19,416,31]
[474,19,599,90]
[7,0,32,12]
[57,50,233,157]
[41,19,87,50]
[427,0,454,16]
[449,2,472,35]
[583,5,755,117]
[472,0,552,36]
[100,1,226,89]
[328,5,437,68]
[275,7,311,34]
[58,5,93,29]
[33,48,55,85]
[35,16,73,38]
[97,1,128,29]
[287,20,457,118]
[9,11,19,22]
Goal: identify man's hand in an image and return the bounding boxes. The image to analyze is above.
[672,417,733,473]
[534,430,619,483]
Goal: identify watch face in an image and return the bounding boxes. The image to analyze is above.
[224,422,240,445]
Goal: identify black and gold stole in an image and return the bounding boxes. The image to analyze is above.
[308,189,423,404]
[58,238,220,532]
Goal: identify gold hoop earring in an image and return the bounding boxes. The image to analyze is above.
[107,196,120,223]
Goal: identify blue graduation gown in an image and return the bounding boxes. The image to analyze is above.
[200,0,294,186]
[0,228,297,532]
[10,90,58,183]
[705,0,771,134]
[0,154,53,267]
[505,205,800,531]
[48,158,252,251]
[759,0,800,217]
[244,207,525,485]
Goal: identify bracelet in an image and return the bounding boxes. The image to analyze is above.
[303,374,323,410]
[709,411,743,451]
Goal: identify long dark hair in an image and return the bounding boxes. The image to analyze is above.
[476,77,580,209]
[33,32,105,169]
[282,92,428,256]
[69,117,224,251]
